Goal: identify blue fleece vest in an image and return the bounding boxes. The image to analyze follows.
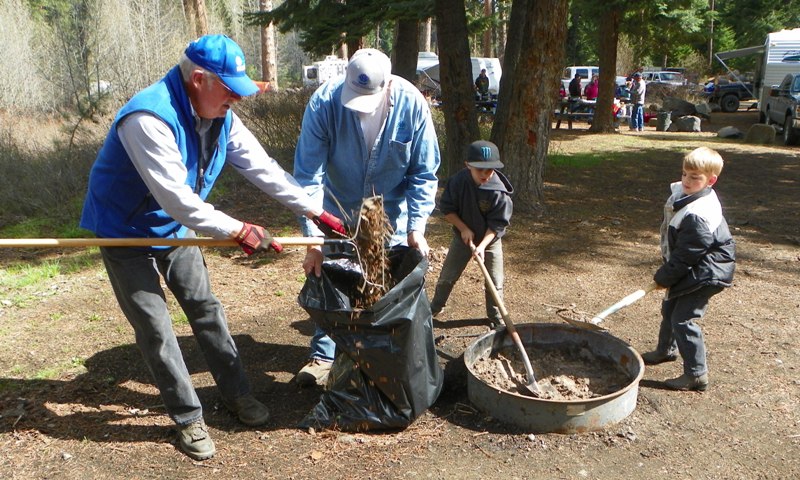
[80,67,232,241]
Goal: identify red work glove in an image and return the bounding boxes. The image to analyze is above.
[312,211,348,238]
[234,223,283,255]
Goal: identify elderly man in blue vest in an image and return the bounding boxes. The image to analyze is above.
[80,35,345,461]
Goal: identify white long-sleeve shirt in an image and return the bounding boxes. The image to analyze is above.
[118,110,316,239]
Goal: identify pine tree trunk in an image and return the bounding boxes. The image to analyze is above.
[499,0,568,212]
[393,19,420,82]
[491,0,530,143]
[590,6,620,133]
[434,0,480,177]
[260,0,278,88]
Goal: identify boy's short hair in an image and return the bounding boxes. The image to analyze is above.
[683,147,724,176]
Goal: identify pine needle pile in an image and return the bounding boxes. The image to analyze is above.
[353,196,394,309]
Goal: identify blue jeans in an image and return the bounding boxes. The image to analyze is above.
[656,286,723,377]
[101,241,250,425]
[430,236,504,323]
[631,104,644,129]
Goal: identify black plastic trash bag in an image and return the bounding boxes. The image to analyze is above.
[297,247,444,432]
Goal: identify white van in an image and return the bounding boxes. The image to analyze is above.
[561,66,627,93]
[561,66,599,92]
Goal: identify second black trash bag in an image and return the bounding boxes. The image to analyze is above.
[297,247,443,432]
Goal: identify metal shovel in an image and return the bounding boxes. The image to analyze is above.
[471,247,554,398]
[559,282,659,331]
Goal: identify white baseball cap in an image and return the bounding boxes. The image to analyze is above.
[341,49,392,113]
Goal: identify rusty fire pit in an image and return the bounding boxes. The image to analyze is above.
[464,322,644,433]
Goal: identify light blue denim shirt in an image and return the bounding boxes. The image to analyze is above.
[294,75,441,246]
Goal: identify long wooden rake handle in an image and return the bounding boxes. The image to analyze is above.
[0,237,346,248]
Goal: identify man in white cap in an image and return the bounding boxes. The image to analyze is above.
[80,34,346,460]
[293,48,441,387]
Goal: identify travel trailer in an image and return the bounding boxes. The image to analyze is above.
[416,53,503,95]
[714,28,800,118]
[302,55,348,87]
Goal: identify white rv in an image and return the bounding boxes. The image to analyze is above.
[302,55,348,87]
[714,28,800,119]
[416,53,503,95]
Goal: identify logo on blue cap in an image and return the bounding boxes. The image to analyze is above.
[481,146,491,159]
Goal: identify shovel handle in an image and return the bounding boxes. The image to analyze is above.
[590,282,658,324]
[0,237,350,249]
[471,247,542,396]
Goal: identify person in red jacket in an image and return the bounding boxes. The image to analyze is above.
[584,74,599,100]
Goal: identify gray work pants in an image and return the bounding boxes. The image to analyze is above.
[656,285,723,378]
[430,235,504,323]
[100,241,250,426]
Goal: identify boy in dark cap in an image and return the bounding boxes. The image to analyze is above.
[430,140,513,326]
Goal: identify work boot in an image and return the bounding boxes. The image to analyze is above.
[223,394,270,426]
[665,373,709,392]
[177,419,216,461]
[295,359,332,387]
[641,350,679,365]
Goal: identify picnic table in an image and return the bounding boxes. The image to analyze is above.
[554,98,596,130]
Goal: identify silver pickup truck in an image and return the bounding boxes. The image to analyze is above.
[763,73,800,145]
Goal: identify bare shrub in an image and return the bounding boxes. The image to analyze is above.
[0,132,99,232]
[0,0,58,112]
[236,88,314,169]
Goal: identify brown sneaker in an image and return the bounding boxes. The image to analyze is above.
[641,350,679,365]
[223,394,270,426]
[178,419,216,461]
[665,373,709,392]
[295,359,332,387]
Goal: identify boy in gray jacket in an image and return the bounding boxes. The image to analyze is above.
[642,147,735,391]
[430,140,513,326]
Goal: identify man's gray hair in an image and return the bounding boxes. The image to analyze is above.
[179,54,206,81]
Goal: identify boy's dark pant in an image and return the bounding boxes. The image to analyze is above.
[656,285,723,378]
[430,236,503,323]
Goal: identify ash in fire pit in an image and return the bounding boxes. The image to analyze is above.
[471,342,633,400]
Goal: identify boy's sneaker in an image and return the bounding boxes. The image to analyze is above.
[223,394,270,426]
[431,306,445,319]
[640,350,678,365]
[295,359,332,387]
[665,373,709,392]
[178,419,216,461]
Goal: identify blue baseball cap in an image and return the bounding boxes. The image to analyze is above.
[185,35,259,97]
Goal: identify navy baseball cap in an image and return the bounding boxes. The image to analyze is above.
[467,140,504,169]
[185,35,259,97]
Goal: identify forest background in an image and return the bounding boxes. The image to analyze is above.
[0,0,799,241]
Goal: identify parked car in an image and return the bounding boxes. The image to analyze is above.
[561,66,627,93]
[641,71,685,86]
[763,73,800,145]
[703,79,756,112]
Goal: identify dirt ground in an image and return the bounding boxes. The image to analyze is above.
[1,108,799,479]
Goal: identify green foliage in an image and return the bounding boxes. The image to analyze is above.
[245,0,434,56]
[0,253,97,290]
